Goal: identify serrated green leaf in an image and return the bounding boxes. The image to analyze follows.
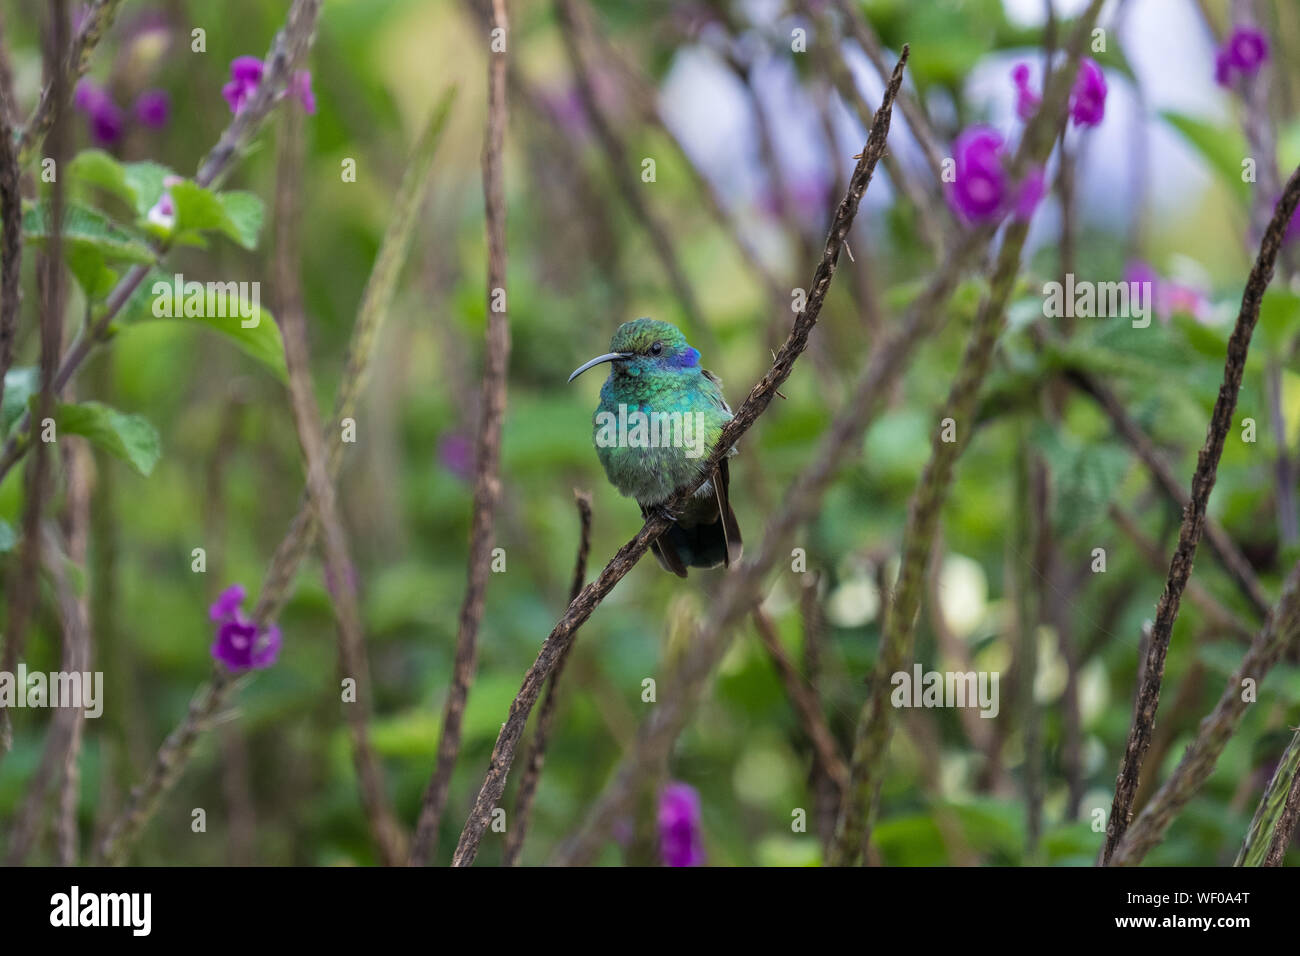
[2,367,38,437]
[169,180,229,235]
[1031,427,1131,536]
[168,181,264,250]
[67,149,133,206]
[24,201,156,265]
[56,401,161,476]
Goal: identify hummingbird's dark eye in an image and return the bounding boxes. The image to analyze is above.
[651,341,663,355]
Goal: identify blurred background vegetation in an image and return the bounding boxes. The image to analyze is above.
[2,0,1299,866]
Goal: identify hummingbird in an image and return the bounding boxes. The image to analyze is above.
[568,318,742,577]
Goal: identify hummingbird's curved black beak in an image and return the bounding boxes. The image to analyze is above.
[568,352,632,383]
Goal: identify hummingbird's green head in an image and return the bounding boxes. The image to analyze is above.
[568,318,700,383]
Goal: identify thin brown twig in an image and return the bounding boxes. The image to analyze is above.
[16,0,122,164]
[1067,369,1271,619]
[0,39,20,413]
[554,0,707,339]
[503,489,593,866]
[452,47,913,869]
[1109,504,1255,643]
[752,607,849,791]
[1100,160,1300,865]
[0,1,69,765]
[408,0,511,867]
[1110,553,1300,865]
[274,108,406,866]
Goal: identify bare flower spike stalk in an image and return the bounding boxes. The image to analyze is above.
[451,47,911,868]
[1101,161,1300,865]
[829,0,1106,868]
[409,0,511,867]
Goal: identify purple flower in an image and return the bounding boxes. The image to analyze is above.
[1069,58,1106,127]
[1123,260,1212,325]
[223,57,316,114]
[658,782,705,867]
[438,433,474,481]
[1011,63,1040,121]
[222,55,265,114]
[947,126,1007,222]
[209,583,282,672]
[1013,166,1046,222]
[210,584,246,621]
[134,88,170,128]
[1215,27,1269,87]
[291,70,316,115]
[73,80,124,145]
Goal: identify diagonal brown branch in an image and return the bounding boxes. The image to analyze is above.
[1101,161,1300,864]
[1110,552,1300,865]
[451,47,912,869]
[552,221,994,867]
[408,0,511,867]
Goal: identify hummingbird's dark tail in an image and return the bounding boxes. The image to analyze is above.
[644,459,743,577]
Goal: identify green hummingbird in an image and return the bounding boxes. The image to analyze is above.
[568,318,742,577]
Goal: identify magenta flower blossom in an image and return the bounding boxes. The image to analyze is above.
[1068,58,1106,127]
[1123,260,1212,324]
[291,70,317,115]
[947,126,1007,222]
[1216,27,1269,87]
[209,584,282,672]
[222,55,265,113]
[658,782,705,867]
[134,88,170,128]
[73,81,125,145]
[947,127,1048,225]
[223,56,316,114]
[1011,63,1040,121]
[437,433,474,481]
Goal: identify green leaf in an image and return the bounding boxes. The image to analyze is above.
[167,182,263,250]
[119,271,287,381]
[1160,111,1250,204]
[55,401,161,476]
[1031,427,1131,536]
[2,367,38,436]
[122,161,173,217]
[67,149,133,206]
[63,243,119,299]
[23,200,156,264]
[67,152,179,218]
